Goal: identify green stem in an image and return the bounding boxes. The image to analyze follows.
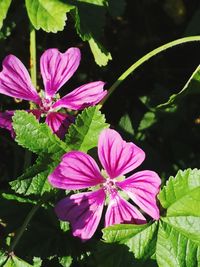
[30,25,37,88]
[23,25,37,170]
[9,201,41,253]
[101,36,200,105]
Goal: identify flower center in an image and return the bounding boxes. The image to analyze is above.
[39,97,53,113]
[102,178,117,195]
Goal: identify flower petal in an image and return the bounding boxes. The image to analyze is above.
[55,189,106,240]
[0,55,40,103]
[52,81,107,110]
[98,129,145,178]
[40,48,81,98]
[0,110,15,137]
[45,112,74,139]
[105,191,146,227]
[48,151,105,190]
[116,171,161,220]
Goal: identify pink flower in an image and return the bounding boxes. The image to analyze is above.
[0,48,107,138]
[48,129,161,240]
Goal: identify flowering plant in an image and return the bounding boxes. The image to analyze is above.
[0,2,200,266]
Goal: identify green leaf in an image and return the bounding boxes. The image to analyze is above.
[88,38,112,66]
[118,113,134,135]
[157,65,200,110]
[102,222,158,260]
[138,112,157,131]
[10,168,53,196]
[156,220,200,267]
[25,0,74,33]
[156,168,200,267]
[0,0,12,30]
[65,105,109,152]
[158,168,200,216]
[2,193,36,204]
[12,111,67,155]
[59,256,73,267]
[4,255,33,267]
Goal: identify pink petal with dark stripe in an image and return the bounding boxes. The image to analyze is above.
[0,55,40,103]
[52,81,106,110]
[45,112,74,139]
[48,151,105,190]
[116,170,161,220]
[0,110,15,137]
[40,48,81,98]
[105,191,146,227]
[55,189,106,240]
[98,129,145,179]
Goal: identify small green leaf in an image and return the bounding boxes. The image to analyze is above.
[88,38,112,66]
[138,112,157,131]
[59,256,73,267]
[65,105,109,152]
[4,255,33,267]
[156,220,200,267]
[118,113,134,135]
[25,0,74,33]
[158,168,200,213]
[0,0,12,30]
[103,222,158,260]
[13,111,67,155]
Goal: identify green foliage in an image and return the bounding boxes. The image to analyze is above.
[4,255,35,267]
[12,111,67,155]
[0,0,12,30]
[89,38,112,67]
[156,168,200,267]
[65,105,109,152]
[102,168,200,266]
[158,168,200,213]
[25,0,74,33]
[102,222,158,260]
[156,220,200,267]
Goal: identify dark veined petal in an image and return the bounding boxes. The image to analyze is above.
[105,191,146,227]
[116,170,161,220]
[48,151,105,190]
[40,48,81,98]
[52,81,107,110]
[55,189,106,240]
[45,112,74,139]
[98,129,145,178]
[0,55,40,103]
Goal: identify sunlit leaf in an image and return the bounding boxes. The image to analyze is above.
[0,0,12,30]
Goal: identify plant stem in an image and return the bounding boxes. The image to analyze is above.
[23,25,37,170]
[101,36,200,105]
[30,24,37,88]
[9,201,42,253]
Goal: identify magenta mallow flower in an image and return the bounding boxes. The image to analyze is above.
[0,48,107,138]
[48,129,161,240]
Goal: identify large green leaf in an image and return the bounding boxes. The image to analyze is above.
[102,222,158,260]
[157,65,200,109]
[156,220,200,267]
[4,255,41,267]
[9,155,58,196]
[65,105,109,152]
[158,168,200,215]
[12,111,67,155]
[0,0,12,30]
[156,168,200,267]
[25,0,74,33]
